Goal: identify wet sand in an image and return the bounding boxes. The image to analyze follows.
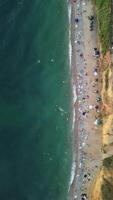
[69,0,102,199]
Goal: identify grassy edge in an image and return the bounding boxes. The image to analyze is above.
[92,0,112,54]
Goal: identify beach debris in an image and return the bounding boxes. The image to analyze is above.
[94,119,103,126]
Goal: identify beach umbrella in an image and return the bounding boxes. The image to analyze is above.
[94,71,98,76]
[96,97,101,102]
[94,119,103,125]
[89,105,93,109]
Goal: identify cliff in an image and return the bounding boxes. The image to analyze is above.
[91,156,113,200]
[91,53,113,200]
[91,0,113,199]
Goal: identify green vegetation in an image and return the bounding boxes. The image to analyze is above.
[92,0,112,54]
[105,69,109,90]
[101,178,113,200]
[102,156,113,200]
[103,155,113,168]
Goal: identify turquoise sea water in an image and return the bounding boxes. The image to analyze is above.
[0,0,72,199]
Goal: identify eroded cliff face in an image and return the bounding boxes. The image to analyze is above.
[91,162,113,200]
[91,52,113,200]
[101,52,113,148]
[91,169,102,200]
[101,164,113,200]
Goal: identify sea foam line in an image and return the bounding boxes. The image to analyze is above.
[68,1,77,132]
[68,2,72,68]
[70,161,76,185]
[68,1,77,191]
[72,84,77,130]
[68,161,76,192]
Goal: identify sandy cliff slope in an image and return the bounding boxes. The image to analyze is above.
[91,52,113,200]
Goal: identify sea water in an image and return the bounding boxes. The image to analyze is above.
[0,0,72,199]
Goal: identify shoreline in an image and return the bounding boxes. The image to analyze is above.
[68,1,80,199]
[68,0,103,199]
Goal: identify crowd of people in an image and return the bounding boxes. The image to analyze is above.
[72,0,102,199]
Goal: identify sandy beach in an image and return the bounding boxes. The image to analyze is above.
[69,0,103,199]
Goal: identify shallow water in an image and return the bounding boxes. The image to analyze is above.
[0,0,72,199]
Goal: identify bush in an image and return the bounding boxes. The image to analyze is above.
[103,155,113,168]
[92,0,112,54]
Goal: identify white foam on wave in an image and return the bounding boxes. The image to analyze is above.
[68,2,72,68]
[69,42,72,68]
[68,160,76,191]
[67,1,77,192]
[72,84,77,130]
[72,108,75,131]
[68,0,77,107]
[73,84,77,104]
